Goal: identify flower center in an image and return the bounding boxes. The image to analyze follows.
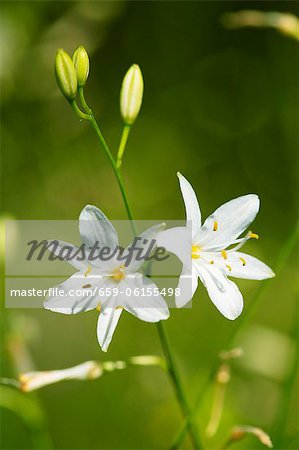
[192,244,201,259]
[111,266,125,281]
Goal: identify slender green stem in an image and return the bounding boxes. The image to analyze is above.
[70,100,91,120]
[116,125,131,168]
[76,88,202,449]
[78,87,92,115]
[157,322,203,449]
[90,116,137,236]
[171,224,299,449]
[274,316,298,447]
[76,89,137,235]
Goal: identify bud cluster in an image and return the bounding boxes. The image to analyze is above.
[55,46,90,101]
[54,46,144,126]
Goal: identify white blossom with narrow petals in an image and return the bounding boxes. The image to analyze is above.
[157,173,275,320]
[44,205,169,351]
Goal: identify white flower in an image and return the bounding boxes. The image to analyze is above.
[157,173,275,320]
[44,205,169,351]
[19,361,102,392]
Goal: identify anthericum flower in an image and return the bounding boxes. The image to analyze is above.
[120,64,144,125]
[55,48,77,101]
[44,205,169,351]
[19,361,102,392]
[73,46,89,87]
[157,173,275,320]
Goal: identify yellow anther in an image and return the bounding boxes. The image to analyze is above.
[249,232,259,240]
[209,260,214,264]
[115,306,124,310]
[96,303,101,313]
[213,221,218,231]
[192,244,201,259]
[226,264,232,272]
[239,257,246,266]
[82,283,91,289]
[221,250,228,260]
[84,265,92,277]
[111,267,125,281]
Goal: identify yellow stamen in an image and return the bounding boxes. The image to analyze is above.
[226,264,232,272]
[82,283,91,289]
[115,306,123,310]
[213,221,218,231]
[111,267,125,281]
[210,260,214,264]
[192,244,201,259]
[84,265,92,277]
[96,303,101,313]
[239,257,246,266]
[249,231,259,240]
[221,250,227,260]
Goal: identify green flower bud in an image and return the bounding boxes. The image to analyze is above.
[73,46,90,87]
[120,64,144,125]
[55,49,77,101]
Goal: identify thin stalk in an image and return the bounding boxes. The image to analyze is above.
[78,87,92,115]
[70,100,91,120]
[157,322,203,449]
[116,125,131,168]
[75,88,202,449]
[273,316,298,447]
[76,89,137,235]
[171,224,299,449]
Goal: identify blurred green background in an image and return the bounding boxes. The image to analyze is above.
[1,1,298,449]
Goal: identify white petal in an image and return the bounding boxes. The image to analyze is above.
[178,173,201,241]
[195,262,243,320]
[45,240,87,270]
[44,270,103,314]
[204,251,275,280]
[97,308,122,352]
[156,227,192,267]
[121,277,170,322]
[199,194,260,251]
[176,266,198,308]
[79,205,118,251]
[125,223,166,273]
[20,361,102,392]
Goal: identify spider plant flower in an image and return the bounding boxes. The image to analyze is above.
[55,49,77,101]
[229,426,273,448]
[157,173,275,320]
[120,64,144,125]
[44,205,169,351]
[19,361,102,392]
[73,46,89,87]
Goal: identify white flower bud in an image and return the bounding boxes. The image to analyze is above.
[230,426,273,448]
[19,361,102,392]
[73,46,90,87]
[120,64,144,125]
[55,49,77,101]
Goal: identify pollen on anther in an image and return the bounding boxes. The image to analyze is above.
[249,232,259,240]
[221,250,227,260]
[213,221,218,231]
[226,264,232,272]
[210,260,214,264]
[239,257,246,266]
[96,303,101,313]
[192,244,200,259]
[82,284,92,289]
[84,266,92,277]
[112,268,125,281]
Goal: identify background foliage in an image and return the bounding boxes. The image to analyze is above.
[1,1,298,449]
